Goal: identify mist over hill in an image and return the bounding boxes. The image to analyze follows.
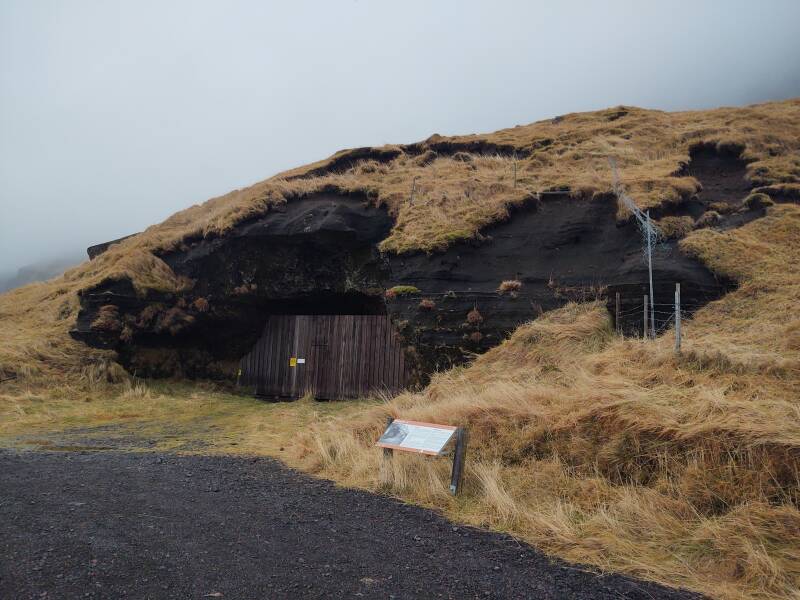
[0,254,83,292]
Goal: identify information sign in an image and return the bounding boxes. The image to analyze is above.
[376,419,457,456]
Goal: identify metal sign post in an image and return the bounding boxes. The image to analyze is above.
[449,427,468,495]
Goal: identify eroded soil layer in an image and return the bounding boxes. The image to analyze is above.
[384,194,727,374]
[0,449,702,600]
[681,143,751,208]
[72,146,766,382]
[72,195,393,378]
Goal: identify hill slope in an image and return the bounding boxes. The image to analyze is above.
[295,203,800,599]
[2,99,799,382]
[1,99,800,599]
[0,256,82,293]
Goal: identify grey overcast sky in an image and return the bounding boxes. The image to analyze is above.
[2,0,800,274]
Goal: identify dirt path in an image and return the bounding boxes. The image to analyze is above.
[0,450,701,599]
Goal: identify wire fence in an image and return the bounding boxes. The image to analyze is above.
[613,283,685,351]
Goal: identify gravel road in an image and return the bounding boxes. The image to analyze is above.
[0,450,702,599]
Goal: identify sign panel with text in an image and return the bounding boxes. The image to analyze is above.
[376,419,457,456]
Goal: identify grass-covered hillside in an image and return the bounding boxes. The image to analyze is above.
[296,204,800,599]
[1,99,800,599]
[1,99,799,381]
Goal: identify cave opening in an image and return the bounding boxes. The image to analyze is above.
[95,195,399,380]
[257,291,386,316]
[112,291,393,382]
[237,291,408,401]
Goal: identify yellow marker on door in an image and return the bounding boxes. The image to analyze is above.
[289,357,297,367]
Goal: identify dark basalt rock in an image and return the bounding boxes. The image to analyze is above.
[87,233,139,259]
[163,194,393,298]
[72,195,393,378]
[679,143,750,206]
[73,147,762,384]
[384,194,730,374]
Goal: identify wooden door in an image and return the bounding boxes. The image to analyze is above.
[239,314,408,400]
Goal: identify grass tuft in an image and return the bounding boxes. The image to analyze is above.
[497,280,523,295]
[385,285,421,299]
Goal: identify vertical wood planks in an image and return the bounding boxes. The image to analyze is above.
[238,314,409,401]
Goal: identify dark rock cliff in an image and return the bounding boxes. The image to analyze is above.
[383,193,728,374]
[87,233,139,260]
[73,195,393,378]
[72,145,772,384]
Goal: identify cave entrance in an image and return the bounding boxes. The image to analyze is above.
[257,291,387,316]
[238,291,408,400]
[238,314,408,400]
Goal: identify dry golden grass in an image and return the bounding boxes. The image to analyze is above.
[290,204,800,600]
[281,99,800,252]
[0,378,371,457]
[2,99,799,381]
[497,279,523,295]
[1,100,800,599]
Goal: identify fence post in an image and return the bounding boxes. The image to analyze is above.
[410,177,418,206]
[674,283,681,354]
[643,294,649,340]
[449,427,468,496]
[615,292,621,335]
[513,157,517,189]
[383,416,394,459]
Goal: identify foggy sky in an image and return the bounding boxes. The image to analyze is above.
[2,0,800,275]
